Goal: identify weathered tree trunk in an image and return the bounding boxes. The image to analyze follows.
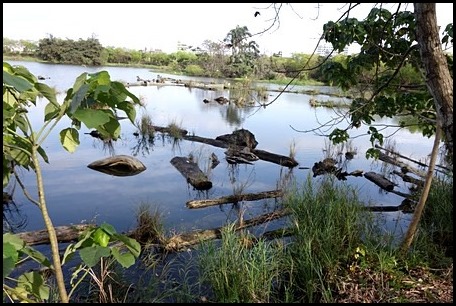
[170,156,213,190]
[153,125,188,137]
[399,3,453,253]
[378,152,427,178]
[252,149,299,168]
[186,189,283,209]
[363,171,395,191]
[16,224,95,246]
[414,3,453,164]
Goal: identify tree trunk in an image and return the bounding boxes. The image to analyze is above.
[414,3,453,165]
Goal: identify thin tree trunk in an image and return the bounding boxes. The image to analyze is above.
[401,124,441,253]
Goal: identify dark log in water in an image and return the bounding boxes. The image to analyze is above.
[364,171,395,191]
[186,189,283,209]
[152,125,188,137]
[87,155,146,176]
[252,149,299,168]
[16,224,96,246]
[170,156,213,190]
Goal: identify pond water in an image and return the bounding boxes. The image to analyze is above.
[4,60,436,240]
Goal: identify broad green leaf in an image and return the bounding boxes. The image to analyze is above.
[15,114,29,135]
[72,72,88,93]
[111,247,135,268]
[89,71,111,86]
[18,271,50,301]
[99,222,116,236]
[100,117,121,140]
[111,81,140,105]
[44,101,60,121]
[92,228,110,247]
[73,108,111,129]
[59,128,80,153]
[117,101,136,123]
[35,83,58,106]
[3,242,19,279]
[113,234,141,258]
[12,65,38,83]
[70,84,90,113]
[79,245,110,267]
[22,246,52,268]
[3,71,33,92]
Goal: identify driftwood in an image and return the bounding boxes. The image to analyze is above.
[170,156,212,190]
[392,170,424,187]
[164,208,290,251]
[378,151,427,178]
[15,224,96,246]
[364,171,395,191]
[375,144,451,173]
[186,189,284,209]
[87,155,146,176]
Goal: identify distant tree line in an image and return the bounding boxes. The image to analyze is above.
[3,24,434,85]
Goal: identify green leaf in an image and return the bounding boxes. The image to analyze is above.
[99,222,116,236]
[79,245,110,267]
[44,101,60,121]
[18,271,50,301]
[35,83,58,106]
[89,71,111,86]
[70,84,90,113]
[72,72,88,93]
[92,228,110,247]
[72,108,111,129]
[59,128,80,153]
[111,247,135,268]
[3,242,19,279]
[100,117,121,140]
[113,234,141,258]
[117,101,136,123]
[22,246,52,268]
[37,146,49,164]
[3,71,34,92]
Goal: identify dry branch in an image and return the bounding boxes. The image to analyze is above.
[15,224,96,246]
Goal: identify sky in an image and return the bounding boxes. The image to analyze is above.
[3,3,454,57]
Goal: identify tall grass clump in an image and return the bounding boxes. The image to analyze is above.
[407,174,453,265]
[198,224,285,303]
[283,175,378,302]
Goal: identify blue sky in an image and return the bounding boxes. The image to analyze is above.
[3,3,453,56]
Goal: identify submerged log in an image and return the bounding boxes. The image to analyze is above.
[87,155,146,176]
[164,208,290,251]
[364,171,395,191]
[251,149,299,168]
[16,224,96,246]
[186,189,284,209]
[170,156,212,190]
[152,125,188,137]
[378,152,427,178]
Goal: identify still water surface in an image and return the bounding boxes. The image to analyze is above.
[5,60,435,239]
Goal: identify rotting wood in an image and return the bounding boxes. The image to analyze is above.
[170,156,212,190]
[364,171,395,191]
[15,224,96,246]
[252,149,298,168]
[186,189,284,209]
[152,125,188,137]
[164,208,290,251]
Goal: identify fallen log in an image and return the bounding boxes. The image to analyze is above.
[87,155,146,177]
[252,149,298,168]
[364,171,395,191]
[392,170,424,187]
[15,224,96,246]
[170,156,212,190]
[183,135,230,148]
[164,208,290,251]
[186,189,284,209]
[378,152,427,178]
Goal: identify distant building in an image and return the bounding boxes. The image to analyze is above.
[316,42,349,57]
